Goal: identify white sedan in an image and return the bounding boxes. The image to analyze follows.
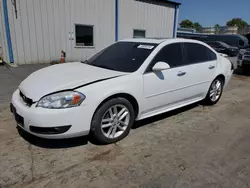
[11,38,234,144]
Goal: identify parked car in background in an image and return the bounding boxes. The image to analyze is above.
[203,34,249,49]
[177,33,249,49]
[237,48,250,72]
[204,41,239,57]
[11,38,234,144]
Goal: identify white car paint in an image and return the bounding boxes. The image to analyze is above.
[11,38,233,139]
[19,62,126,101]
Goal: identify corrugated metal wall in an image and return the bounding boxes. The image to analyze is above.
[118,0,175,40]
[0,0,176,65]
[0,0,115,64]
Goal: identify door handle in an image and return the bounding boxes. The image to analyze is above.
[209,65,215,70]
[177,71,186,77]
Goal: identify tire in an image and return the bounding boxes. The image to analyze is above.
[203,77,224,105]
[90,98,135,144]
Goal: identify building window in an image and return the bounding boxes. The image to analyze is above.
[75,24,94,47]
[133,29,146,38]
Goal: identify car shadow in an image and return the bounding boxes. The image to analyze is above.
[133,102,199,129]
[17,127,89,149]
[234,67,250,76]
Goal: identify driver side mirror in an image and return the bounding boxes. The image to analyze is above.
[152,62,170,72]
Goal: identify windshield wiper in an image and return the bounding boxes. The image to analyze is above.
[81,60,89,64]
[82,61,114,71]
[95,65,114,71]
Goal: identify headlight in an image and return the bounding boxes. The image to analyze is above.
[37,91,85,109]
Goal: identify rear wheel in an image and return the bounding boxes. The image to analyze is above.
[204,77,224,105]
[90,98,135,144]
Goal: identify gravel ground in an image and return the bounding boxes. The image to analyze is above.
[1,60,250,188]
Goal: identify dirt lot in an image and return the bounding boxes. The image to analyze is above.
[1,63,250,188]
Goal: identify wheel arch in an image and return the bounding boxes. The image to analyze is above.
[215,74,225,86]
[205,74,226,98]
[93,93,140,120]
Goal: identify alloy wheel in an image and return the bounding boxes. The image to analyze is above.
[209,80,222,102]
[101,104,130,139]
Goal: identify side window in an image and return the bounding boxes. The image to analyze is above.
[183,43,215,64]
[146,43,184,72]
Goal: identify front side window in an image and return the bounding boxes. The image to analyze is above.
[146,43,184,72]
[86,42,157,73]
[75,25,94,47]
[183,43,216,64]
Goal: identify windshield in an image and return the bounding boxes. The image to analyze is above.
[85,42,158,73]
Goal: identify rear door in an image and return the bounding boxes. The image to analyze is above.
[182,42,217,98]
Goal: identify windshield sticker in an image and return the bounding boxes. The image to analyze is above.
[137,45,155,50]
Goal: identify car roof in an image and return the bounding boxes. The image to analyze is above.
[119,38,204,44]
[119,38,166,44]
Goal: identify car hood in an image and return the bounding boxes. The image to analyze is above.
[19,62,125,101]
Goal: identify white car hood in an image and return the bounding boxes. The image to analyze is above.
[19,62,125,101]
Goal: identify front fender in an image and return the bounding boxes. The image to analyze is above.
[76,74,143,119]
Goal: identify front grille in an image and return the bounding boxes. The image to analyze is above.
[11,103,24,127]
[20,91,33,107]
[15,112,24,127]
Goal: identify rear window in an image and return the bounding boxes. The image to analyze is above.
[87,42,157,72]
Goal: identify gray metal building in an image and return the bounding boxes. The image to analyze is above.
[0,0,180,65]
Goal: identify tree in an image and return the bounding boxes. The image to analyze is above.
[180,19,194,28]
[214,24,220,34]
[226,18,248,31]
[214,24,220,29]
[193,22,202,32]
[180,20,202,32]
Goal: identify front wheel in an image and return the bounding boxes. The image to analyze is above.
[203,77,224,105]
[90,98,135,144]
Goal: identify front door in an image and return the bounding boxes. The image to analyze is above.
[142,43,190,116]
